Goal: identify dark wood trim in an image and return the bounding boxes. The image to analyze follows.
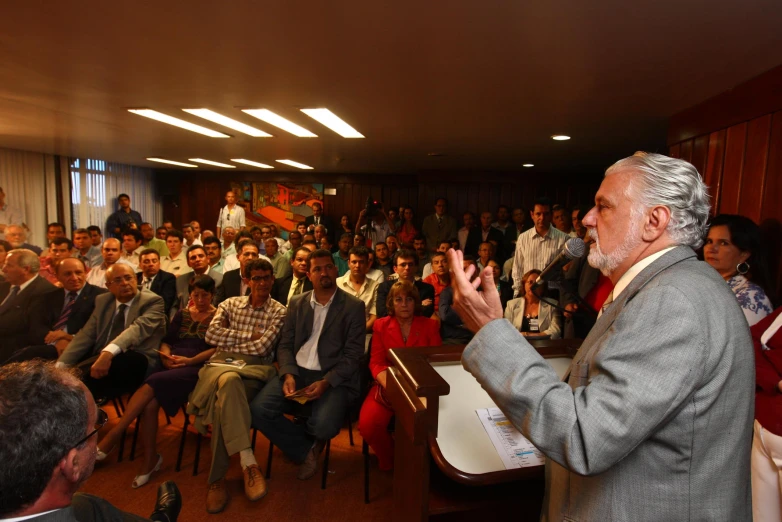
[668,64,782,146]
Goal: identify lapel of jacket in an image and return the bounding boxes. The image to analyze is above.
[126,291,143,325]
[573,246,695,366]
[320,289,344,337]
[94,295,117,348]
[538,300,550,330]
[298,291,315,347]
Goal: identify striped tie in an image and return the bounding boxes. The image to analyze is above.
[53,292,78,331]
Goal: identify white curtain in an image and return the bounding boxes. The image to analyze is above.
[70,158,162,235]
[0,147,61,244]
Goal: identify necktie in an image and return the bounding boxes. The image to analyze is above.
[293,278,303,295]
[316,217,320,225]
[0,286,20,315]
[143,278,151,290]
[53,292,78,331]
[105,304,128,347]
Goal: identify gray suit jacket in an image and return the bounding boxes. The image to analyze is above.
[277,288,366,398]
[170,269,224,318]
[57,289,167,373]
[462,246,754,521]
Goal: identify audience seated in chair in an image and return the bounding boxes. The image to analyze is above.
[332,233,352,277]
[439,255,479,344]
[223,236,270,274]
[561,239,610,339]
[0,248,57,362]
[486,258,513,311]
[422,251,451,313]
[189,259,285,514]
[8,258,107,363]
[0,360,182,522]
[359,281,441,470]
[57,263,167,401]
[271,246,313,306]
[160,230,191,277]
[365,249,385,283]
[251,250,365,485]
[39,222,68,259]
[465,211,506,264]
[504,269,562,339]
[170,245,224,317]
[96,275,218,489]
[85,238,136,289]
[39,237,77,286]
[376,249,435,319]
[336,246,379,334]
[72,227,103,268]
[265,237,291,280]
[137,249,177,316]
[222,239,261,299]
[372,241,393,280]
[121,229,145,271]
[203,235,224,274]
[5,224,43,255]
[412,236,431,276]
[140,222,169,258]
[421,240,450,279]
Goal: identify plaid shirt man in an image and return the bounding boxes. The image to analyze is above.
[205,296,287,362]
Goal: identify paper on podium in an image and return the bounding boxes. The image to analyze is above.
[476,407,545,469]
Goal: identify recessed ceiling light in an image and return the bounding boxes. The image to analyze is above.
[242,109,317,137]
[146,158,198,167]
[127,109,230,138]
[551,135,571,141]
[523,163,534,167]
[276,159,314,169]
[182,109,272,137]
[300,108,364,138]
[188,158,236,168]
[231,159,274,169]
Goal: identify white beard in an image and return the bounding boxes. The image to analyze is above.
[587,222,642,277]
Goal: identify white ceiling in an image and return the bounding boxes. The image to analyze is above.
[0,0,781,175]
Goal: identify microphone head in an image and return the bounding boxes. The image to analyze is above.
[563,237,586,260]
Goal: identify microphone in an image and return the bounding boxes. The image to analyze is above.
[532,237,586,289]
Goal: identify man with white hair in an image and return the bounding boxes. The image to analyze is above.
[0,248,57,361]
[0,186,25,241]
[448,152,754,521]
[5,224,42,255]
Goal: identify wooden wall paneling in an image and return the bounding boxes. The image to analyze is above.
[669,144,681,158]
[738,114,772,223]
[691,134,709,175]
[679,139,693,164]
[719,122,748,214]
[761,110,782,222]
[704,130,727,214]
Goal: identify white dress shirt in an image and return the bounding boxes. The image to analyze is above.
[296,290,337,371]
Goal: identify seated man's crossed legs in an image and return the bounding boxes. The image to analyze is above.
[251,368,348,480]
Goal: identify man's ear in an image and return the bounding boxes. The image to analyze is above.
[642,205,671,242]
[58,448,82,484]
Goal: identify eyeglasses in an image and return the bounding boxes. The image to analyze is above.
[74,408,108,448]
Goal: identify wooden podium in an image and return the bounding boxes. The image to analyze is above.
[385,339,580,521]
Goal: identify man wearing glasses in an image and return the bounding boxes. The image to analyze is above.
[0,360,182,521]
[193,259,286,514]
[251,249,366,484]
[56,263,167,401]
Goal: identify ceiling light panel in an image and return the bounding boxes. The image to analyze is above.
[182,109,272,137]
[276,159,314,169]
[523,164,534,167]
[146,158,198,167]
[300,108,364,138]
[231,159,274,168]
[188,158,236,168]
[127,109,230,138]
[551,135,571,141]
[242,109,318,137]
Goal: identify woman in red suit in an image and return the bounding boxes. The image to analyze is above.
[751,306,782,521]
[359,280,441,470]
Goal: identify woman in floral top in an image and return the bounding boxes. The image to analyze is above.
[704,214,773,326]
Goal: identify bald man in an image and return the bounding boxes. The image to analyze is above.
[57,263,166,399]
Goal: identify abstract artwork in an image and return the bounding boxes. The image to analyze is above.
[228,181,324,239]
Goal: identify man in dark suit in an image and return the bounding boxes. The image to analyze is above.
[271,246,313,305]
[561,240,611,339]
[170,245,224,317]
[0,361,182,522]
[376,249,435,318]
[465,211,507,263]
[0,248,57,362]
[137,248,177,315]
[221,240,261,299]
[57,263,166,399]
[7,258,108,363]
[251,249,365,480]
[303,201,335,243]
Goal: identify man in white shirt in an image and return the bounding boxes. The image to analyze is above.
[511,198,569,297]
[121,229,144,270]
[183,223,202,248]
[251,249,366,481]
[336,246,378,333]
[0,186,25,241]
[216,190,246,238]
[160,230,192,277]
[85,239,136,289]
[221,226,237,260]
[458,211,475,251]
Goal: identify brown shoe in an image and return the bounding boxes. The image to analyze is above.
[206,478,229,514]
[243,464,267,501]
[297,440,325,480]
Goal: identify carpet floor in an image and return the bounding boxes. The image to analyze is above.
[80,407,395,521]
